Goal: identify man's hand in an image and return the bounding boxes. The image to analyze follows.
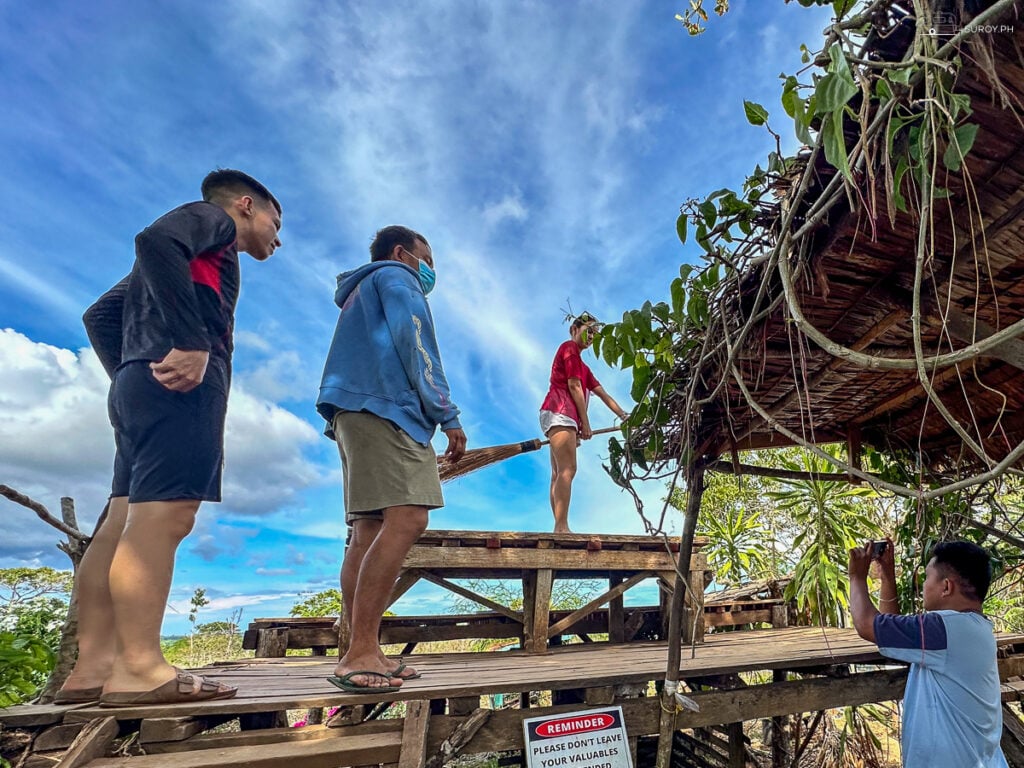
[150,348,209,392]
[849,541,874,582]
[443,428,467,463]
[876,537,896,583]
[580,423,593,440]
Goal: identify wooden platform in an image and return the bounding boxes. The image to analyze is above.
[242,598,786,655]
[5,627,1024,767]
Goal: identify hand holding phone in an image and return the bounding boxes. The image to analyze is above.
[871,540,889,560]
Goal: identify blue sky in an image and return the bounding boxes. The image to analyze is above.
[0,0,832,633]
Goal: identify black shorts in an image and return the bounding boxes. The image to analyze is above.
[109,360,228,503]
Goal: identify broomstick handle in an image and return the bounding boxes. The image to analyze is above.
[533,424,622,449]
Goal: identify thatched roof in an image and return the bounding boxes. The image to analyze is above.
[648,0,1024,483]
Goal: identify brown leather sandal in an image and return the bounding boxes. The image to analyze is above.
[99,668,236,707]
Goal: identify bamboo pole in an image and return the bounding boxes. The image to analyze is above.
[655,464,705,768]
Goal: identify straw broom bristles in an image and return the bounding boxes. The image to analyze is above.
[437,426,620,483]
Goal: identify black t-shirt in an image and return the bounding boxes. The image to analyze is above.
[84,201,239,377]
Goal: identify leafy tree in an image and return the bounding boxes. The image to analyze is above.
[0,567,72,611]
[679,468,783,586]
[0,631,54,707]
[698,508,773,587]
[290,589,343,618]
[163,616,247,667]
[768,446,880,626]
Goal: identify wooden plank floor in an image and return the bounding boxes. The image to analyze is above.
[62,627,889,721]
[7,626,1023,727]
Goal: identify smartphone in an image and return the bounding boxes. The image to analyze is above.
[871,540,889,559]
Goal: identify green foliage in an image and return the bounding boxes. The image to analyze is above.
[0,567,72,608]
[163,618,247,667]
[290,589,344,618]
[680,472,781,586]
[698,508,772,587]
[0,566,71,664]
[448,579,600,614]
[768,446,880,626]
[0,631,54,706]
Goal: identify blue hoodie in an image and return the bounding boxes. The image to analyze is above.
[316,261,462,445]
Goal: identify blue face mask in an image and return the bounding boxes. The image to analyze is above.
[418,260,436,295]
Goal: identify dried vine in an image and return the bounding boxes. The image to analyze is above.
[596,0,1024,536]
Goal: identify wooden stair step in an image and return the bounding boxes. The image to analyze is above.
[85,730,402,768]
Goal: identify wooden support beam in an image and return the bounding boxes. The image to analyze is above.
[417,571,523,622]
[403,548,682,571]
[547,571,652,638]
[56,715,118,768]
[727,722,745,768]
[399,700,432,768]
[423,668,910,755]
[425,708,491,768]
[527,568,554,653]
[89,731,404,767]
[389,570,424,608]
[609,576,626,643]
[255,627,288,658]
[1002,702,1024,768]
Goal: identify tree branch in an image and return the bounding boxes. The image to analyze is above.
[0,485,88,541]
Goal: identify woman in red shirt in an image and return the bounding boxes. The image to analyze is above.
[539,313,628,532]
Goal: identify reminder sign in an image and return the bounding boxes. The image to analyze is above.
[523,706,633,768]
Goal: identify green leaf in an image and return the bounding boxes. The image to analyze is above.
[814,72,857,114]
[823,110,851,179]
[670,277,686,322]
[875,77,892,103]
[699,200,717,227]
[942,122,978,172]
[743,100,769,126]
[889,66,911,86]
[675,212,688,245]
[833,0,855,17]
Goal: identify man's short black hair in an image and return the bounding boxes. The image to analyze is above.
[201,169,281,215]
[370,225,428,262]
[932,540,993,602]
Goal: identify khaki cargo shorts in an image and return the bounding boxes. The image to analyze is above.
[332,410,444,524]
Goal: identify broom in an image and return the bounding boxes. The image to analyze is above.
[437,426,621,483]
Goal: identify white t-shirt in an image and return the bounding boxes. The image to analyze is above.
[875,610,1007,768]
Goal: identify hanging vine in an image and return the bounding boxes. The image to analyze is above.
[597,0,1024,538]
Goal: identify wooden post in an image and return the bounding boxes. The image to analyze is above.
[399,700,432,768]
[771,669,791,767]
[656,464,705,768]
[255,627,288,657]
[727,722,745,768]
[529,569,554,653]
[609,576,626,643]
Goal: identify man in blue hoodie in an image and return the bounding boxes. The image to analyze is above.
[317,225,466,692]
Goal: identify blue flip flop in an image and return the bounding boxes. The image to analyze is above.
[327,671,401,693]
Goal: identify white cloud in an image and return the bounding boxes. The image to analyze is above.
[481,191,529,228]
[0,329,330,563]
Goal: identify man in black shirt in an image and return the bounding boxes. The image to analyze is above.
[57,170,281,707]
